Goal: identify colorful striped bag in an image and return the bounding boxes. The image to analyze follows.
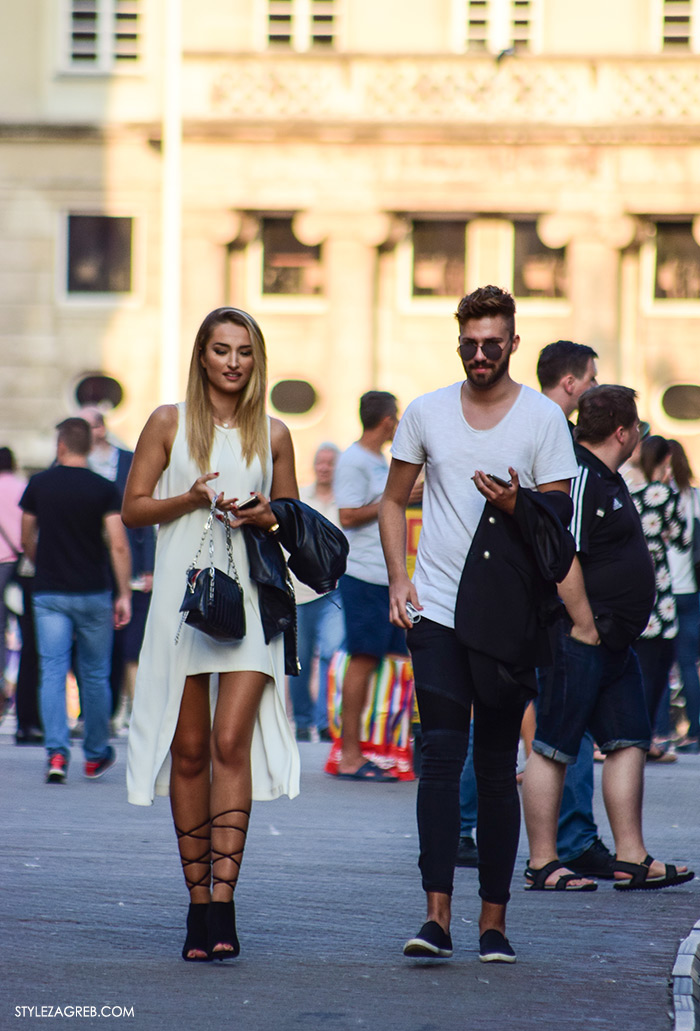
[323,651,415,781]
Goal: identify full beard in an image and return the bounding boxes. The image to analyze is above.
[466,358,510,391]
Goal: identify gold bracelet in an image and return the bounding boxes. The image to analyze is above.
[267,521,280,535]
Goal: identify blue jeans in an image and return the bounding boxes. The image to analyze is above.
[33,592,113,761]
[289,590,345,730]
[674,592,700,738]
[557,731,597,862]
[459,721,477,836]
[0,560,15,693]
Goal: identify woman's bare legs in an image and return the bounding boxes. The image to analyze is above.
[170,674,212,960]
[208,670,267,953]
[170,669,268,958]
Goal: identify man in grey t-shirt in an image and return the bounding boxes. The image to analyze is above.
[334,391,414,780]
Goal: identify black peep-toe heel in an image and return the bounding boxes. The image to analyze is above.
[182,902,211,962]
[207,808,249,960]
[207,900,239,960]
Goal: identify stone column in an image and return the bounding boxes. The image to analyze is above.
[293,210,391,446]
[538,213,637,381]
[466,218,513,289]
[182,209,242,318]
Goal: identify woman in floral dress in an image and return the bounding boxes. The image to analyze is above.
[630,435,689,760]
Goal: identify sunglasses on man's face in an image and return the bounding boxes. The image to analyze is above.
[456,339,508,362]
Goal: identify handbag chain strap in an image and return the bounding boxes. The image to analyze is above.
[176,497,242,644]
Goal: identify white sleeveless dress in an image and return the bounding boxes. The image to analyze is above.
[126,403,300,805]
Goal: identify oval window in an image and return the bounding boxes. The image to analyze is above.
[75,373,124,410]
[661,384,700,421]
[270,379,317,415]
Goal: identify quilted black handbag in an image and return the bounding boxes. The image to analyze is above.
[176,498,245,643]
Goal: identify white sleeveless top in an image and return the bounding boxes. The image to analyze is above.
[127,404,300,805]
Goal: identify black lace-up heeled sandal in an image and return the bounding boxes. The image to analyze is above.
[175,818,211,962]
[207,808,249,960]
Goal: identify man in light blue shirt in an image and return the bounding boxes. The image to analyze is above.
[334,391,410,780]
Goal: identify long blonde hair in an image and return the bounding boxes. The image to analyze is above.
[185,307,269,471]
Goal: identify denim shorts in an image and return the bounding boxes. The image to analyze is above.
[533,626,652,764]
[338,575,408,659]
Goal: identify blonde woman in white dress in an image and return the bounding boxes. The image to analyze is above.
[123,308,300,962]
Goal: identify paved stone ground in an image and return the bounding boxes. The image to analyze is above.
[2,730,699,1031]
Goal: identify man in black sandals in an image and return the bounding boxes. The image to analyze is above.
[522,385,694,892]
[536,340,617,881]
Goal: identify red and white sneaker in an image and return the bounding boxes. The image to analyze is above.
[84,745,116,780]
[46,753,68,783]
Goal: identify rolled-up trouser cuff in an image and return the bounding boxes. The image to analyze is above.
[479,886,511,906]
[420,879,454,897]
[531,738,578,765]
[597,738,650,754]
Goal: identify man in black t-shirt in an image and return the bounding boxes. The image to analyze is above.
[20,418,132,784]
[522,386,694,892]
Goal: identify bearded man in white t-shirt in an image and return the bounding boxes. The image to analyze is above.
[379,285,578,965]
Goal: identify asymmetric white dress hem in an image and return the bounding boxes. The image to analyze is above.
[126,404,300,806]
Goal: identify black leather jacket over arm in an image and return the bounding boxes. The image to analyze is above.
[242,498,349,675]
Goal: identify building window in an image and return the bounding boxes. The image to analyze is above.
[64,0,141,71]
[270,379,318,415]
[412,220,467,297]
[662,0,694,51]
[513,220,567,299]
[75,373,124,409]
[654,222,700,299]
[461,0,537,54]
[466,0,489,51]
[661,384,700,420]
[511,0,534,52]
[261,218,323,295]
[267,0,338,50]
[67,215,133,293]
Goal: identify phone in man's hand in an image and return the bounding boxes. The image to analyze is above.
[486,473,512,489]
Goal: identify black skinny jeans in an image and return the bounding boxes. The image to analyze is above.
[409,618,526,906]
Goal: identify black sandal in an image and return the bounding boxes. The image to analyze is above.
[613,854,695,891]
[207,808,249,959]
[182,902,211,962]
[207,900,239,960]
[524,859,597,891]
[175,818,212,962]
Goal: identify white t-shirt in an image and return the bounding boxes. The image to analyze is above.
[668,487,699,595]
[391,381,579,628]
[334,441,390,586]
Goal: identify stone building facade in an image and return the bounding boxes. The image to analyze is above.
[2,0,700,475]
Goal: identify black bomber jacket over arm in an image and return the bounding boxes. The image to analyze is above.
[454,488,575,668]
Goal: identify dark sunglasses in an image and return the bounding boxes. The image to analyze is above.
[456,340,507,362]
